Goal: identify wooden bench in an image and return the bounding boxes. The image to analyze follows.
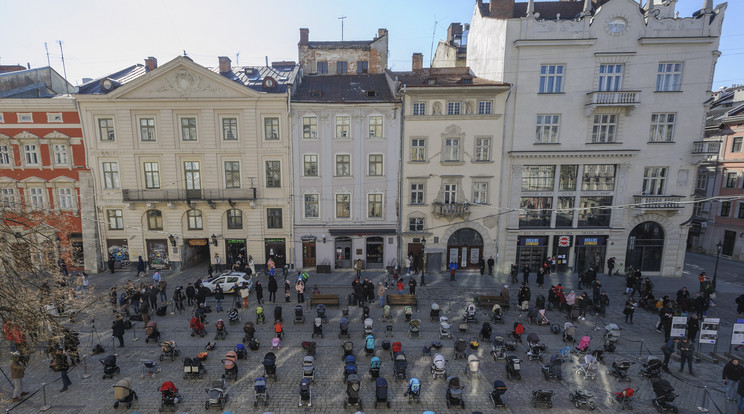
[474,295,510,310]
[387,294,418,310]
[310,294,340,307]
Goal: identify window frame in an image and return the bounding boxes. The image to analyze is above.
[265,161,281,188]
[28,187,46,210]
[97,117,115,141]
[410,182,425,205]
[556,197,575,227]
[357,60,369,74]
[409,217,425,232]
[222,117,239,141]
[102,161,120,189]
[335,154,351,177]
[443,183,457,204]
[656,62,683,92]
[143,161,161,189]
[720,201,732,217]
[581,164,616,191]
[57,187,75,210]
[536,114,561,144]
[521,165,556,192]
[738,203,744,219]
[139,117,156,142]
[302,116,318,139]
[725,171,738,188]
[443,138,460,162]
[0,188,17,208]
[224,161,241,189]
[559,165,578,191]
[304,194,319,219]
[447,101,461,115]
[336,61,348,74]
[180,116,198,141]
[0,144,11,166]
[472,181,489,205]
[266,208,283,229]
[591,114,618,143]
[696,173,708,190]
[335,116,350,139]
[597,64,624,91]
[732,137,743,153]
[368,154,383,176]
[539,64,564,93]
[411,138,426,162]
[52,143,69,166]
[642,167,668,196]
[317,61,328,74]
[107,209,123,230]
[412,102,426,116]
[23,144,39,166]
[367,193,383,218]
[478,100,492,115]
[519,196,553,228]
[263,117,280,140]
[577,196,613,227]
[649,113,676,143]
[335,193,351,218]
[303,154,318,177]
[147,209,163,230]
[368,116,383,138]
[474,137,492,162]
[227,208,243,229]
[187,209,203,230]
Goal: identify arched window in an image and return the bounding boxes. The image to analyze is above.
[447,228,483,246]
[626,221,664,272]
[146,209,163,230]
[187,209,203,230]
[227,209,242,229]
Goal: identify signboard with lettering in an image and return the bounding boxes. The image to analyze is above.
[558,235,572,247]
[731,322,744,346]
[670,316,688,338]
[700,317,720,344]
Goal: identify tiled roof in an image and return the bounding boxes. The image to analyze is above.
[391,67,508,88]
[293,74,394,103]
[76,64,147,94]
[211,65,299,93]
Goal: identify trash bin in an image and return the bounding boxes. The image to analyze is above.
[348,293,357,306]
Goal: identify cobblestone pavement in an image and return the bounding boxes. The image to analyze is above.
[1,252,743,413]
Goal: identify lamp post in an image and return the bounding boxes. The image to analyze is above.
[712,241,722,290]
[420,238,426,287]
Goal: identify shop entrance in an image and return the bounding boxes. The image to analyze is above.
[366,236,384,268]
[626,221,664,272]
[574,236,607,274]
[407,242,423,274]
[516,236,547,271]
[264,238,286,268]
[335,237,352,269]
[302,240,316,268]
[107,239,130,269]
[226,239,246,270]
[447,228,483,270]
[146,239,170,270]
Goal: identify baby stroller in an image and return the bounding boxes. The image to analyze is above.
[531,389,554,408]
[342,340,354,359]
[344,354,358,380]
[409,319,421,338]
[101,354,120,379]
[610,359,634,382]
[365,334,375,356]
[640,356,663,380]
[369,356,381,379]
[190,317,206,337]
[445,376,465,408]
[242,321,255,343]
[140,359,160,378]
[469,337,480,350]
[492,304,504,324]
[430,303,441,321]
[112,377,138,409]
[406,377,421,404]
[222,350,238,381]
[253,377,269,407]
[344,373,362,409]
[466,354,480,377]
[299,377,312,407]
[394,351,408,380]
[273,305,282,322]
[652,378,679,413]
[214,319,228,340]
[274,320,283,339]
[505,355,521,380]
[232,343,247,359]
[263,352,277,381]
[381,305,392,322]
[204,378,228,410]
[302,355,315,382]
[454,338,467,359]
[404,306,413,322]
[439,316,452,339]
[194,304,207,324]
[159,340,180,361]
[158,381,182,412]
[464,304,477,323]
[228,308,240,325]
[527,333,545,362]
[537,309,550,325]
[145,321,161,343]
[575,354,599,380]
[182,357,205,379]
[613,387,635,410]
[256,306,265,324]
[430,353,446,379]
[304,340,316,356]
[339,317,350,339]
[527,306,540,324]
[542,354,563,380]
[563,321,576,343]
[362,305,370,320]
[316,304,327,323]
[311,317,323,338]
[480,322,493,340]
[492,335,507,360]
[490,379,508,408]
[569,389,596,410]
[363,317,374,336]
[512,322,525,342]
[374,377,391,408]
[294,305,305,324]
[604,323,621,352]
[390,341,402,359]
[573,336,591,354]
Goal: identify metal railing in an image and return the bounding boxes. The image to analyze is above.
[692,140,721,155]
[431,201,471,219]
[122,188,256,202]
[632,195,684,210]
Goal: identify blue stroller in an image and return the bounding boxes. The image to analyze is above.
[405,377,421,404]
[365,334,375,356]
[344,354,358,380]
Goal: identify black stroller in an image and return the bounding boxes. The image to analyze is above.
[430,303,441,321]
[228,308,240,325]
[294,305,305,324]
[490,379,508,408]
[463,304,477,323]
[393,352,408,380]
[445,376,465,408]
[610,359,634,382]
[542,354,562,380]
[342,340,354,359]
[263,352,278,381]
[527,333,545,362]
[339,317,350,339]
[640,356,663,380]
[344,374,362,409]
[299,377,312,407]
[569,389,596,410]
[344,354,358,380]
[204,378,228,410]
[454,338,468,359]
[316,304,327,323]
[273,305,282,322]
[480,322,492,340]
[242,322,255,343]
[531,389,554,408]
[505,355,522,380]
[253,377,269,407]
[374,377,391,408]
[101,354,120,379]
[145,321,161,344]
[369,356,381,379]
[311,317,323,338]
[182,357,205,379]
[652,379,679,413]
[112,377,138,409]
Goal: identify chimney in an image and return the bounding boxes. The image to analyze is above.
[490,0,515,18]
[377,28,388,39]
[299,28,309,46]
[412,53,423,71]
[447,23,463,43]
[144,56,157,72]
[218,56,232,73]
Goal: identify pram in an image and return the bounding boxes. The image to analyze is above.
[527,333,546,362]
[273,305,282,322]
[263,352,277,381]
[242,321,255,343]
[214,319,228,340]
[204,378,228,410]
[145,321,160,343]
[531,389,554,408]
[344,354,358,380]
[465,354,480,377]
[339,317,350,339]
[344,373,362,409]
[542,354,563,380]
[302,355,315,382]
[445,376,465,408]
[316,304,327,323]
[537,309,550,325]
[492,304,505,324]
[182,357,205,379]
[390,341,402,359]
[112,377,138,409]
[230,343,246,360]
[610,359,634,382]
[409,319,421,338]
[512,322,525,342]
[640,356,663,380]
[527,306,540,324]
[469,337,480,350]
[573,335,591,354]
[363,317,374,336]
[374,377,391,408]
[439,316,452,339]
[464,304,477,323]
[274,320,283,339]
[490,379,508,408]
[613,387,635,410]
[491,335,508,360]
[159,340,180,361]
[158,381,182,412]
[454,338,467,359]
[575,354,599,380]
[299,377,312,407]
[101,354,120,379]
[222,350,238,381]
[253,377,269,407]
[228,308,240,325]
[563,321,576,343]
[382,304,392,322]
[365,334,375,356]
[604,323,621,352]
[569,389,596,410]
[342,340,354,359]
[430,353,445,379]
[652,378,679,413]
[394,351,408,380]
[294,305,305,324]
[140,359,160,378]
[404,306,413,322]
[406,377,421,403]
[481,322,493,339]
[505,354,521,380]
[311,317,323,338]
[256,305,265,324]
[362,305,370,320]
[304,340,316,356]
[190,317,206,337]
[369,356,381,379]
[430,303,441,321]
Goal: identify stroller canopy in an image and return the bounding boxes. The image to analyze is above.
[408,377,421,392]
[527,333,540,343]
[365,335,375,349]
[493,379,507,391]
[159,381,177,393]
[370,356,381,368]
[653,379,675,397]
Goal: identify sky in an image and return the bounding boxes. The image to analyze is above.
[0,0,741,89]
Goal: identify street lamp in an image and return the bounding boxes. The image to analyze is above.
[420,237,427,287]
[712,241,722,290]
[211,234,218,246]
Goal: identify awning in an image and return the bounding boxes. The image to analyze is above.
[329,228,396,236]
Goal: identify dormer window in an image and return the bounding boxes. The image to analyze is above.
[426,78,436,86]
[461,78,473,84]
[366,90,378,97]
[311,90,322,97]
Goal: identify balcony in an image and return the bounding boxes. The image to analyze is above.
[432,201,471,220]
[122,188,256,203]
[632,195,684,211]
[584,90,641,116]
[692,140,721,155]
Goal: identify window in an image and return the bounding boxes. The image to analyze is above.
[521,165,556,191]
[413,102,426,116]
[582,164,616,191]
[184,161,201,195]
[591,114,617,143]
[556,197,574,227]
[0,113,3,122]
[447,102,461,115]
[139,118,156,141]
[732,137,743,153]
[726,172,738,188]
[738,204,744,219]
[578,196,612,227]
[0,188,16,208]
[28,187,45,209]
[536,114,560,143]
[336,116,350,138]
[368,154,383,176]
[478,101,492,115]
[47,113,63,123]
[696,173,708,190]
[264,117,279,140]
[409,217,424,232]
[410,183,424,205]
[317,61,328,74]
[539,65,564,93]
[357,60,368,74]
[649,113,675,142]
[147,210,163,230]
[57,188,74,210]
[224,161,241,188]
[598,64,623,91]
[52,144,68,165]
[267,208,282,229]
[336,194,350,218]
[303,116,317,139]
[337,61,348,74]
[187,209,203,230]
[23,144,39,165]
[559,165,578,191]
[303,154,318,177]
[102,162,120,189]
[519,197,552,227]
[642,167,667,195]
[17,113,32,122]
[265,161,281,188]
[368,194,383,218]
[180,117,197,141]
[304,194,319,218]
[472,182,488,204]
[107,209,123,230]
[656,62,682,92]
[444,138,460,161]
[222,118,238,141]
[227,209,243,229]
[721,201,731,217]
[411,139,426,161]
[368,116,383,138]
[0,145,10,166]
[444,183,457,204]
[335,154,350,176]
[474,138,491,161]
[144,162,160,189]
[693,201,705,217]
[98,118,115,141]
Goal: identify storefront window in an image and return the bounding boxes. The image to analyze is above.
[519,197,552,227]
[626,221,664,272]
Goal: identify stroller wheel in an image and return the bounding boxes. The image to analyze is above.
[114,402,119,409]
[447,400,451,408]
[374,402,378,408]
[127,402,132,408]
[205,402,210,409]
[159,355,164,361]
[590,402,596,410]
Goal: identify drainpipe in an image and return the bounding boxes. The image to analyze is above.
[497,87,513,276]
[397,85,406,269]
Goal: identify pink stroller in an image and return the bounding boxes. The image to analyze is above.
[573,336,591,355]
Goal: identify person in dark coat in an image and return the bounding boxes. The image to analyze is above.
[51,347,71,392]
[364,279,375,302]
[408,278,417,295]
[510,264,518,284]
[353,282,365,307]
[736,294,744,317]
[597,291,610,316]
[196,286,207,307]
[522,264,530,284]
[694,293,708,319]
[487,256,495,276]
[173,286,185,313]
[687,314,700,343]
[111,315,125,347]
[284,280,291,302]
[536,266,545,288]
[137,256,146,277]
[213,284,224,312]
[185,283,195,306]
[108,254,116,274]
[148,285,158,311]
[139,297,149,325]
[631,272,643,298]
[517,283,531,306]
[478,258,486,275]
[268,276,278,303]
[255,280,264,305]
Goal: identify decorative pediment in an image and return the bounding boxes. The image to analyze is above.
[44,131,70,140]
[49,176,77,183]
[19,176,47,183]
[0,133,10,140]
[14,131,39,140]
[441,124,465,139]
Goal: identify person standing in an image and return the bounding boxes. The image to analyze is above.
[623,297,636,324]
[284,280,291,303]
[213,253,222,273]
[723,358,743,402]
[478,257,486,275]
[661,337,680,372]
[607,257,615,275]
[148,285,158,311]
[248,255,256,276]
[295,279,305,303]
[186,283,195,306]
[240,283,250,309]
[355,259,364,278]
[678,336,694,375]
[687,314,700,343]
[408,277,417,295]
[255,281,264,305]
[565,291,576,319]
[536,266,545,288]
[108,254,116,274]
[157,280,167,302]
[591,279,602,306]
[405,256,411,275]
[10,352,28,402]
[137,256,146,277]
[377,282,385,308]
[487,256,495,276]
[139,297,150,325]
[213,284,224,312]
[268,275,278,303]
[152,270,162,286]
[396,278,405,294]
[111,315,125,347]
[75,273,85,294]
[522,264,530,285]
[510,264,518,284]
[737,378,744,414]
[51,347,71,392]
[597,290,610,316]
[173,286,185,314]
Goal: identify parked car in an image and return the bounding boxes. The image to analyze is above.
[202,272,252,295]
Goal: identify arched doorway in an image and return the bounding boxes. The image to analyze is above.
[626,221,664,272]
[447,228,484,270]
[335,237,352,269]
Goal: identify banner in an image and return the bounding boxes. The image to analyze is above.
[700,317,720,344]
[670,316,688,338]
[731,322,744,346]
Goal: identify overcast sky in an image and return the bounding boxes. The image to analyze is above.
[0,0,741,89]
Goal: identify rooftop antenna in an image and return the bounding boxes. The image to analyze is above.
[44,42,51,67]
[57,40,70,94]
[236,52,240,66]
[183,50,188,57]
[338,16,347,41]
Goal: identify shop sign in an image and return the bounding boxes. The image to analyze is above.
[188,239,207,246]
[700,317,720,344]
[558,235,572,247]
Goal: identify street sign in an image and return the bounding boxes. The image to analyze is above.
[700,317,720,344]
[670,316,687,338]
[731,323,744,346]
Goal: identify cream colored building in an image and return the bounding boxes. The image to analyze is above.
[76,56,297,271]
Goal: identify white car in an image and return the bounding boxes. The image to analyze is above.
[202,272,252,295]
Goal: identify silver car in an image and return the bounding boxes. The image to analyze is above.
[202,271,252,295]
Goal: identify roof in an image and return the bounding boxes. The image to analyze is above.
[480,0,614,20]
[0,67,73,98]
[76,64,148,94]
[391,67,508,88]
[307,40,373,50]
[293,74,394,103]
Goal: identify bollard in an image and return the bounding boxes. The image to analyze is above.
[131,325,139,342]
[81,355,91,379]
[696,386,710,412]
[39,383,51,411]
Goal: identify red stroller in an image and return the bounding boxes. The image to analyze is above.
[158,381,182,411]
[190,317,206,337]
